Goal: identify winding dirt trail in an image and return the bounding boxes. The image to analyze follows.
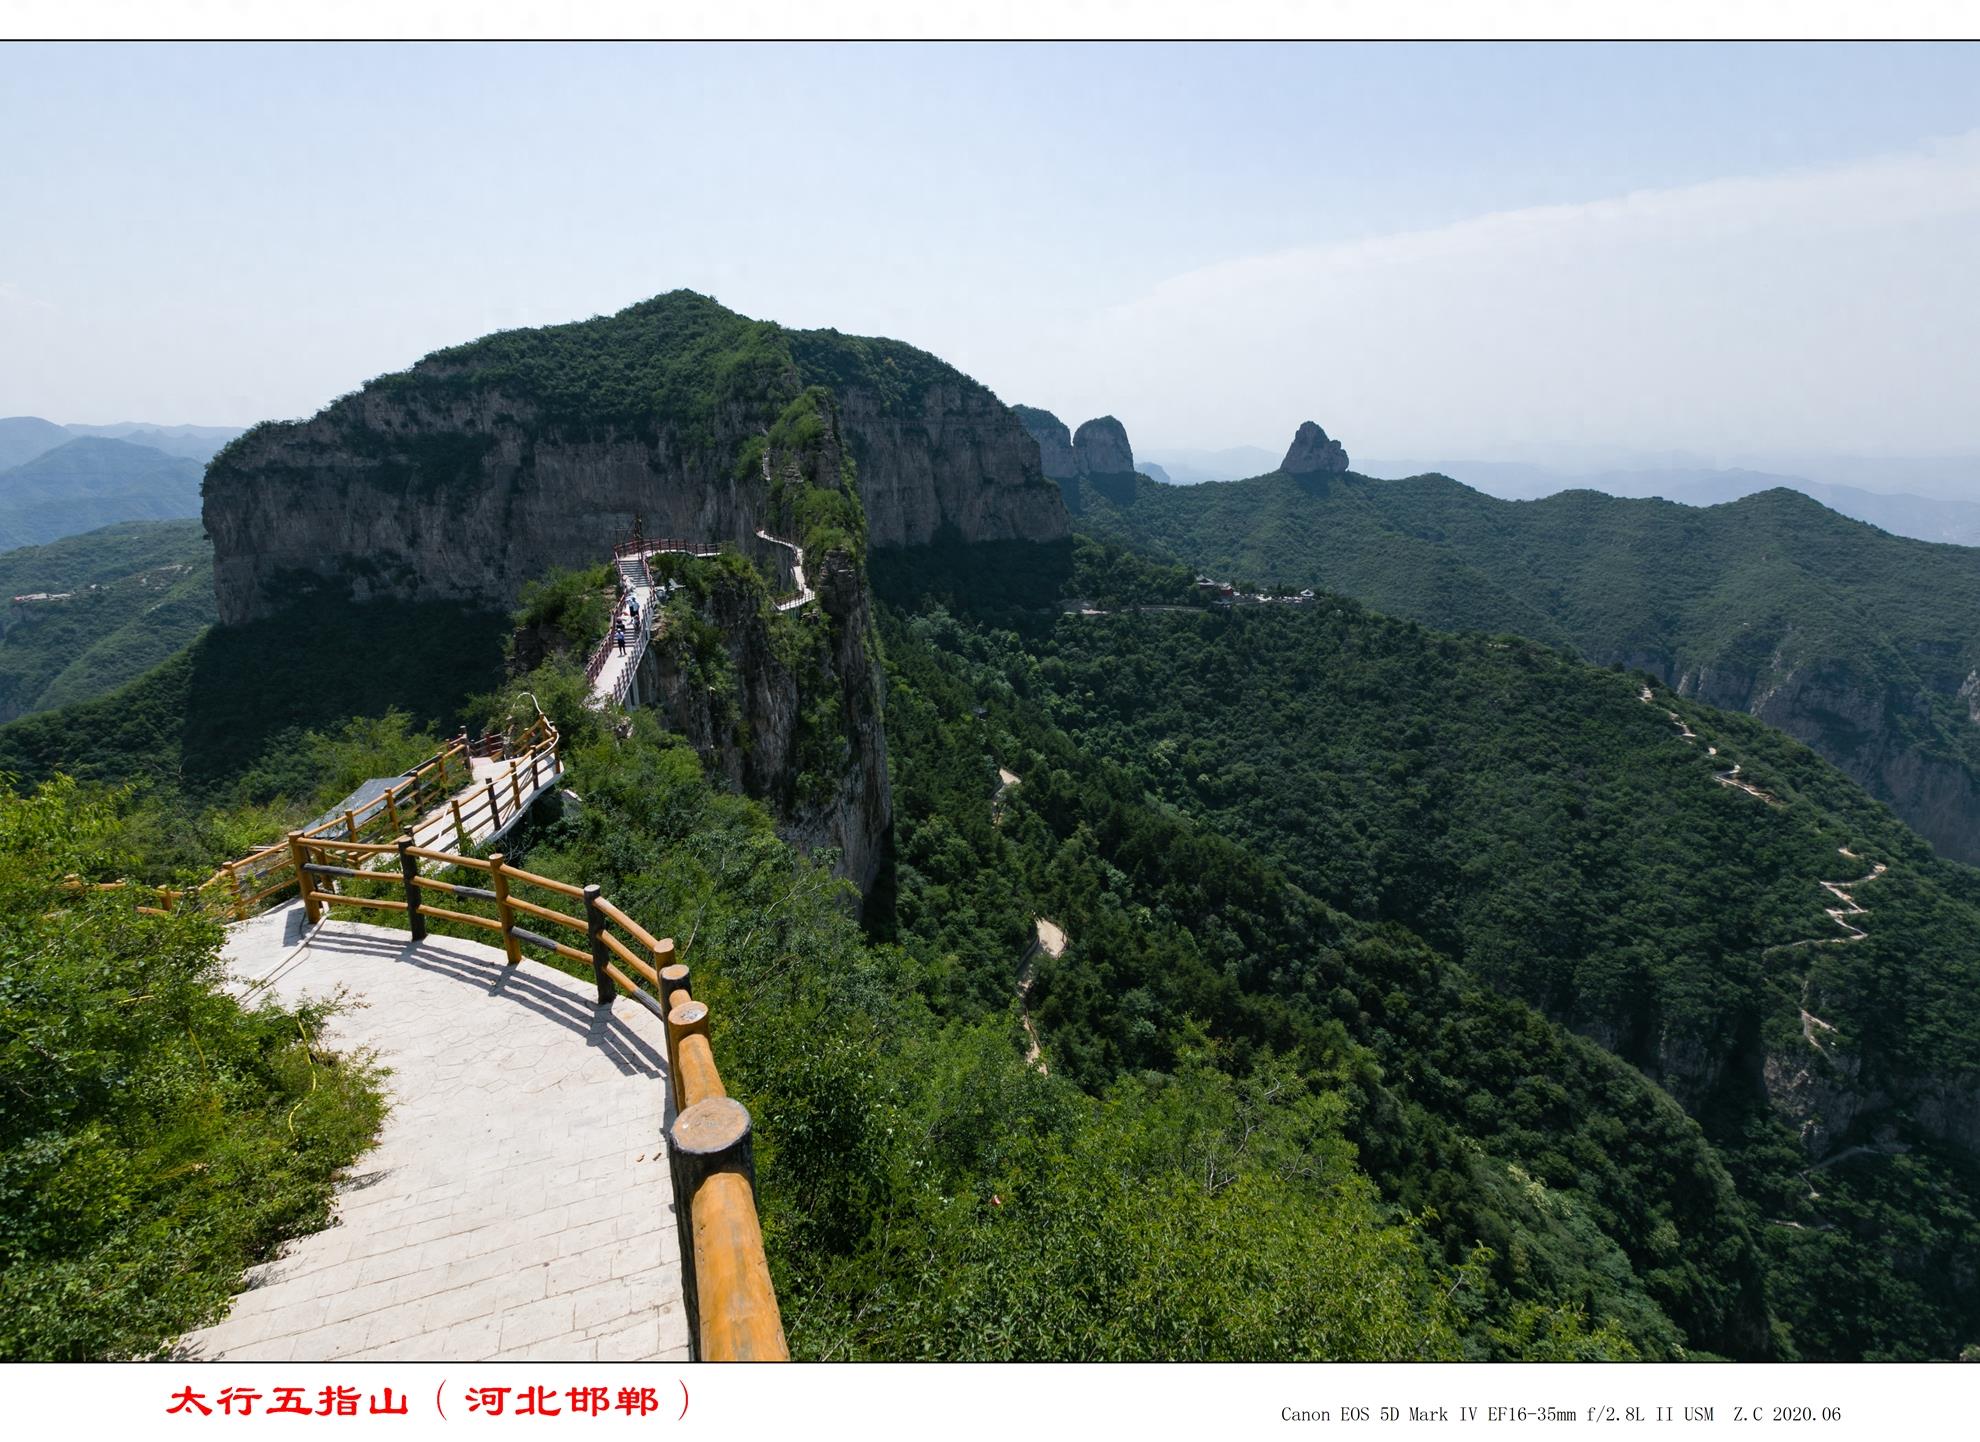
[1638,685,1781,803]
[1637,684,1894,1062]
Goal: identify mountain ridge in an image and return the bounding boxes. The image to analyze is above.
[1063,464,1980,863]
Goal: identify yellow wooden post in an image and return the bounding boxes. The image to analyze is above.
[488,853,522,967]
[224,862,248,920]
[384,786,401,834]
[345,808,360,842]
[509,767,523,811]
[451,797,469,850]
[288,831,320,924]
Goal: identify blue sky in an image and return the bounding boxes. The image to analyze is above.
[4,41,1978,460]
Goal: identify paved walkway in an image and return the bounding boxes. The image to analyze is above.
[177,902,687,1362]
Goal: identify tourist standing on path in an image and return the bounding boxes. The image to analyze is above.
[613,617,625,653]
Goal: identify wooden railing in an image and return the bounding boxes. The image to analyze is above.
[289,830,788,1362]
[69,716,562,923]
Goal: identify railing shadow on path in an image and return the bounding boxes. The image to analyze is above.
[296,926,667,1082]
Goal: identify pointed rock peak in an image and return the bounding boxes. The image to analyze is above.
[1281,421,1349,475]
[1073,415,1135,478]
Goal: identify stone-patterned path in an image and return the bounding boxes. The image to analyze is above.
[177,902,687,1362]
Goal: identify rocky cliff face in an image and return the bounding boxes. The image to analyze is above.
[824,380,1068,549]
[635,398,892,904]
[204,293,1066,624]
[1014,406,1141,481]
[1280,420,1350,475]
[1073,416,1135,477]
[1012,405,1080,481]
[1634,653,1980,865]
[638,551,891,905]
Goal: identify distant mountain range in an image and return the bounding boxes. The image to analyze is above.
[1132,443,1980,548]
[1358,458,1980,548]
[0,437,208,551]
[0,417,243,551]
[1063,452,1980,865]
[0,519,215,722]
[0,416,242,471]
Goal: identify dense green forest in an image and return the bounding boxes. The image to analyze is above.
[1062,467,1980,864]
[869,536,1980,1361]
[0,520,216,722]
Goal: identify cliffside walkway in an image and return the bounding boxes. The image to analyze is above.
[584,532,815,711]
[179,902,689,1362]
[82,708,787,1362]
[755,529,813,611]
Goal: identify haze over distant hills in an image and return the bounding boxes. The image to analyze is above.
[1358,457,1980,548]
[0,417,243,551]
[0,437,206,551]
[0,415,242,470]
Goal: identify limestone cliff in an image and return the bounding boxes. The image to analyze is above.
[204,292,1066,625]
[634,392,891,903]
[1011,405,1079,481]
[1072,416,1135,478]
[1012,406,1140,481]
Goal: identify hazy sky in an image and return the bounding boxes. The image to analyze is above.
[4,41,1979,461]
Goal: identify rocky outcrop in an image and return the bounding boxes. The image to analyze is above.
[1280,421,1350,475]
[1014,406,1140,481]
[204,293,1066,624]
[1073,416,1135,478]
[635,402,891,903]
[821,381,1067,550]
[639,549,891,906]
[1012,405,1080,481]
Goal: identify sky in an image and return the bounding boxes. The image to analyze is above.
[3,41,1979,467]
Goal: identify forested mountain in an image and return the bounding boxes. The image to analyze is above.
[873,536,1980,1360]
[0,416,72,472]
[0,520,216,722]
[1359,458,1980,547]
[0,437,205,550]
[11,301,1979,1364]
[1063,463,1980,864]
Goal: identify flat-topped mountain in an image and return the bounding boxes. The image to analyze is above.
[204,291,1067,624]
[1065,457,1980,864]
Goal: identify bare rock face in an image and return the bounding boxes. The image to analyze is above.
[1012,405,1080,481]
[1073,415,1135,477]
[823,380,1068,549]
[1280,421,1350,475]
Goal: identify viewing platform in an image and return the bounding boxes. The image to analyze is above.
[180,902,688,1362]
